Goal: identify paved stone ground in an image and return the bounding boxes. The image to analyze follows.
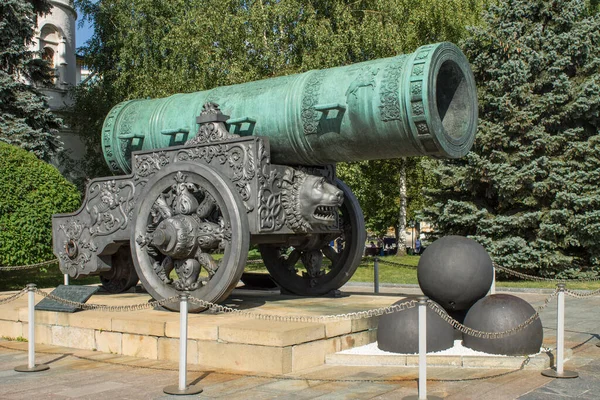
[0,285,598,399]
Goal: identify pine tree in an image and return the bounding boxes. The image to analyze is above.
[0,0,62,161]
[422,0,600,277]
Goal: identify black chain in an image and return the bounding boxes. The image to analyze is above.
[0,259,58,271]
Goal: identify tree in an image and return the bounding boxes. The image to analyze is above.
[0,0,62,161]
[74,0,488,98]
[0,141,80,266]
[337,158,432,247]
[422,0,600,277]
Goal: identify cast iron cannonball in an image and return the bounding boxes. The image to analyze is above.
[377,299,455,354]
[463,294,543,356]
[417,236,493,311]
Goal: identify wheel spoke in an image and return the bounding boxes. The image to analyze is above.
[283,249,301,272]
[322,245,340,266]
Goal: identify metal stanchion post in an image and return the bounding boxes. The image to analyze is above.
[64,274,69,286]
[542,284,578,379]
[15,284,49,372]
[374,257,380,294]
[164,293,203,395]
[404,296,441,400]
[490,266,496,295]
[418,296,427,399]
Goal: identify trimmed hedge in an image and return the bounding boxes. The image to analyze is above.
[0,142,81,266]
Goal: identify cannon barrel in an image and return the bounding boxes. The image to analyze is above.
[102,42,477,173]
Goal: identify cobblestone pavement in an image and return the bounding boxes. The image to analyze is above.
[0,286,598,399]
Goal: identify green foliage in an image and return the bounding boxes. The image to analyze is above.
[337,158,434,237]
[75,0,488,98]
[64,83,113,189]
[422,0,600,276]
[1,336,28,342]
[0,142,81,266]
[243,253,600,289]
[0,263,100,291]
[0,0,62,162]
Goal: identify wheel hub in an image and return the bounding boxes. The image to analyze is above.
[151,214,199,259]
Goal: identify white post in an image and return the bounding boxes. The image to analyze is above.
[556,284,565,374]
[14,284,48,372]
[374,257,380,294]
[27,284,35,369]
[64,274,69,286]
[418,296,427,400]
[163,293,203,395]
[541,283,578,379]
[178,293,188,391]
[491,266,496,295]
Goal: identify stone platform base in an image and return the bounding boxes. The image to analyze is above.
[0,286,401,374]
[0,285,568,375]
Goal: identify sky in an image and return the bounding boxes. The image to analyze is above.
[76,20,94,49]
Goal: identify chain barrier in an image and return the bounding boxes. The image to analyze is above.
[189,297,418,322]
[564,288,600,298]
[4,286,415,321]
[362,256,417,269]
[0,288,27,305]
[0,259,58,271]
[493,263,600,282]
[0,285,560,340]
[428,290,559,339]
[0,280,596,386]
[362,257,600,283]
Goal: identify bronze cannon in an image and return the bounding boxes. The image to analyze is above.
[53,42,477,311]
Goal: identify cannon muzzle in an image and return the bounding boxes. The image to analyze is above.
[102,42,477,173]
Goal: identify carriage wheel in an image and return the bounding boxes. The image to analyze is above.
[259,179,366,295]
[99,245,139,293]
[131,163,249,312]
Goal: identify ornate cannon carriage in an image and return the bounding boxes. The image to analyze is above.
[52,42,477,311]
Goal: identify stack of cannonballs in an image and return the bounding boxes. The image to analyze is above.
[377,235,543,355]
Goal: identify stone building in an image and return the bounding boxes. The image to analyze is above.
[31,0,78,110]
[30,0,88,179]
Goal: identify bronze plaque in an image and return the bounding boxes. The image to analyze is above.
[35,285,99,313]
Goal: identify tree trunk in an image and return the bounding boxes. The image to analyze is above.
[397,158,407,256]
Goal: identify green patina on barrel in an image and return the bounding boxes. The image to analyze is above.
[102,42,477,174]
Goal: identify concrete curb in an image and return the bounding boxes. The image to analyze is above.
[326,348,572,370]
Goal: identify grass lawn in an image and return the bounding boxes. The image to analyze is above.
[351,255,600,290]
[246,254,600,290]
[2,254,598,292]
[0,263,100,291]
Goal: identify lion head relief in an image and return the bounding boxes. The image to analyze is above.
[280,169,343,233]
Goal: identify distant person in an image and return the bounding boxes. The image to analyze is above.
[415,238,422,254]
[369,241,376,248]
